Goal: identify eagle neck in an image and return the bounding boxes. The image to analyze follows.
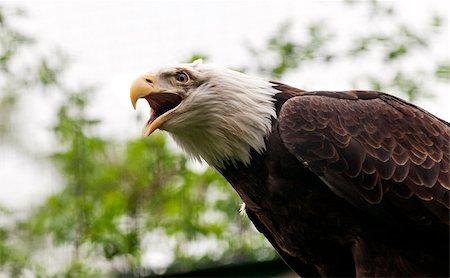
[170,79,282,169]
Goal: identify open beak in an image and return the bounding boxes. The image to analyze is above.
[130,74,183,136]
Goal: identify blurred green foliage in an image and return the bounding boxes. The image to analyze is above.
[247,1,447,102]
[186,53,209,63]
[435,63,450,80]
[0,1,449,277]
[248,20,333,79]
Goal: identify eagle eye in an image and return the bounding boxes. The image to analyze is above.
[175,72,189,83]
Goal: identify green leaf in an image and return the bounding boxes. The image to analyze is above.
[435,63,450,80]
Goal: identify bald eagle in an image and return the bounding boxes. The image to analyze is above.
[130,61,449,277]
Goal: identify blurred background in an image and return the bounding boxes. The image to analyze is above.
[0,1,449,277]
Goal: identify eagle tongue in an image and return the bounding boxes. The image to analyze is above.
[145,93,182,123]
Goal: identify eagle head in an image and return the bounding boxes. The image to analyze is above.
[130,60,278,168]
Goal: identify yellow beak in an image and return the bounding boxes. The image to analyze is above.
[130,73,162,136]
[130,74,156,110]
[130,73,183,136]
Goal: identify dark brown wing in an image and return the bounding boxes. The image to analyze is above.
[278,90,450,225]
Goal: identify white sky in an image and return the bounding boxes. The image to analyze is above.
[0,1,449,210]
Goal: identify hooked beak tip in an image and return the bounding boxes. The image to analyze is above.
[130,74,156,110]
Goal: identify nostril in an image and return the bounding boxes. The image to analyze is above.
[145,78,153,84]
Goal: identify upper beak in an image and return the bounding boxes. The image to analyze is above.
[130,74,156,110]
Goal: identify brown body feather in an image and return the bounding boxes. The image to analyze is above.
[219,83,449,277]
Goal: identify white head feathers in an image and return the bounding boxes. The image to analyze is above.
[160,61,278,168]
